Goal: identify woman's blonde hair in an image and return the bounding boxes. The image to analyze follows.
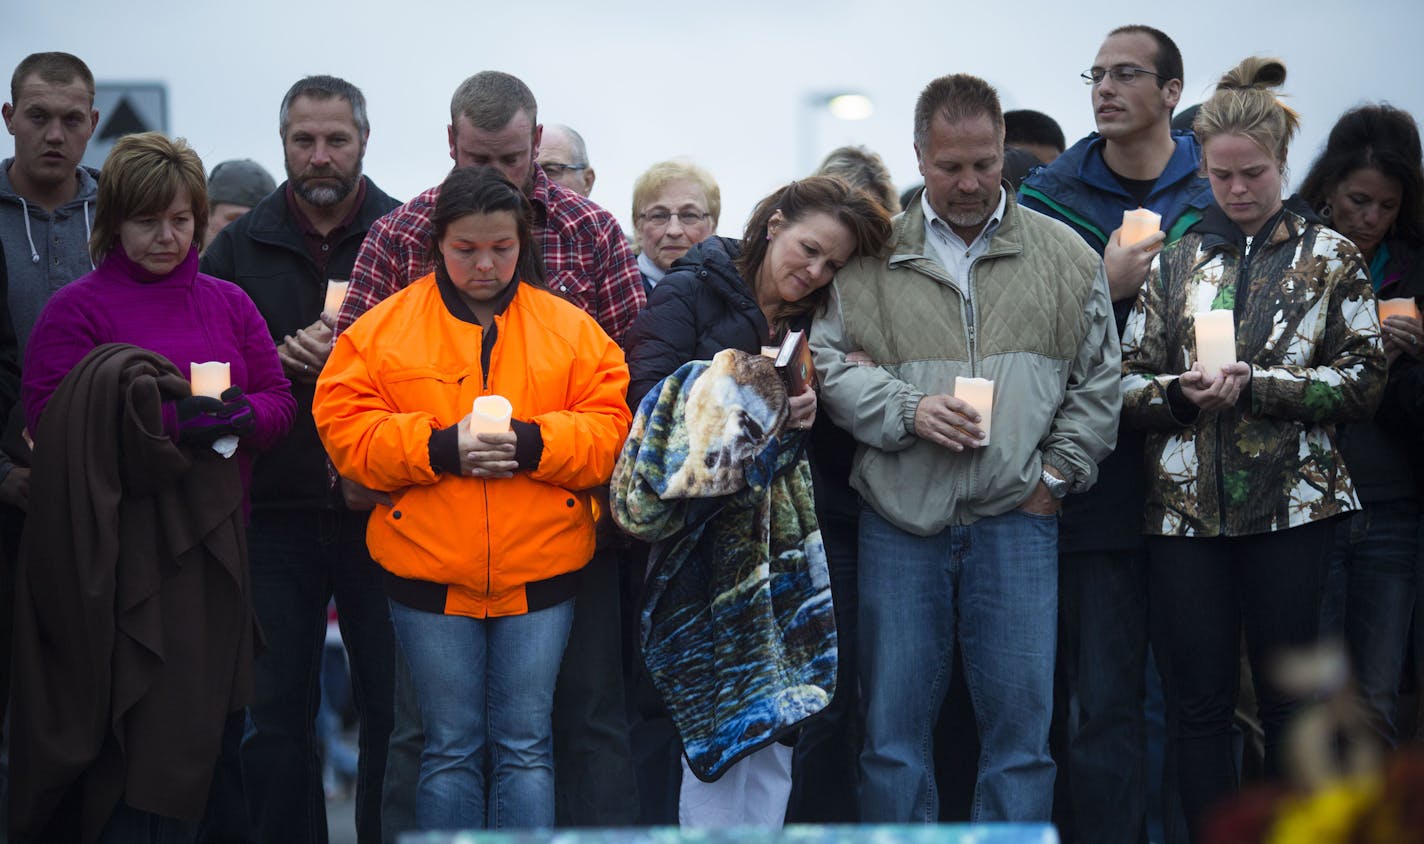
[1193,57,1300,167]
[630,159,721,230]
[815,145,900,214]
[90,132,208,264]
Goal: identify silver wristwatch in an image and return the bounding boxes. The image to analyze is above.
[1040,468,1070,499]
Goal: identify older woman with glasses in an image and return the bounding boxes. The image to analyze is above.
[630,160,720,296]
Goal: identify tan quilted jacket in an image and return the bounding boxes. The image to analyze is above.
[812,192,1120,536]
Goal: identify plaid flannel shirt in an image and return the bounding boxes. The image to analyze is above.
[339,165,644,345]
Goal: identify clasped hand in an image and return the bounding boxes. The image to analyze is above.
[177,386,256,446]
[279,316,334,384]
[458,418,518,478]
[1179,361,1251,411]
[1381,314,1424,365]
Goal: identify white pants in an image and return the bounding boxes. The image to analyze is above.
[678,742,793,828]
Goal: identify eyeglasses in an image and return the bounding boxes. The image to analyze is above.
[639,209,711,227]
[542,162,587,177]
[1081,65,1166,86]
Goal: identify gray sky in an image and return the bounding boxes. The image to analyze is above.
[7,0,1424,235]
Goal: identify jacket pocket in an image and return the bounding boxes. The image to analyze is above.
[379,365,471,427]
[487,481,596,593]
[370,481,488,592]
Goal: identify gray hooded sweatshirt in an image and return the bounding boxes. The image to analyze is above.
[0,158,98,479]
[0,158,99,351]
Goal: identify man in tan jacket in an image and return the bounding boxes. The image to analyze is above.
[812,72,1119,825]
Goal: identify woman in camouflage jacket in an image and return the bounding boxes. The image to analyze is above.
[1119,57,1387,842]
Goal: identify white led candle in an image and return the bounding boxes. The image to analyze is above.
[1194,311,1237,378]
[324,279,350,319]
[190,361,231,398]
[1120,207,1162,248]
[469,395,513,435]
[953,376,994,445]
[1378,298,1419,322]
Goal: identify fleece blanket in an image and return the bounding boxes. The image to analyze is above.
[611,348,837,782]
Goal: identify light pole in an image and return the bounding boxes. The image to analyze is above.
[799,91,875,174]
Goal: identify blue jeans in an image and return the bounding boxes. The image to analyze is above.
[1321,499,1418,746]
[383,550,636,838]
[243,508,395,844]
[858,506,1058,823]
[1058,549,1148,844]
[389,598,575,831]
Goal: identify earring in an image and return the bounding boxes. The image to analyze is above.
[1320,203,1332,221]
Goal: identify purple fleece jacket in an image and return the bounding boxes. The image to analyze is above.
[22,246,295,495]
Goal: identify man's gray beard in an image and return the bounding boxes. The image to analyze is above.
[294,176,354,207]
[940,198,993,229]
[290,161,362,208]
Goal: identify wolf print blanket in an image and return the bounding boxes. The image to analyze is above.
[611,349,838,782]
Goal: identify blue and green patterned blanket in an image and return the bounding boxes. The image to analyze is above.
[611,349,837,782]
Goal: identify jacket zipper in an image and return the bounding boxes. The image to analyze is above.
[965,295,978,377]
[1215,242,1252,533]
[963,256,979,502]
[480,321,497,599]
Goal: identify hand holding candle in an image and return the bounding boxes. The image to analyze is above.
[463,395,517,478]
[953,376,994,446]
[1193,311,1237,382]
[1379,298,1423,357]
[190,361,231,398]
[1120,208,1162,248]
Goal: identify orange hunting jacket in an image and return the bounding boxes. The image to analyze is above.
[313,273,631,617]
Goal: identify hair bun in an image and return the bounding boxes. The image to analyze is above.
[1217,57,1287,93]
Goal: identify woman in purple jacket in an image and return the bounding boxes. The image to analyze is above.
[22,132,293,499]
[15,132,293,842]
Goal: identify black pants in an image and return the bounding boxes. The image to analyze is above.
[1147,518,1334,843]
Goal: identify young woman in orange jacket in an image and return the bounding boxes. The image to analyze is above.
[313,167,631,830]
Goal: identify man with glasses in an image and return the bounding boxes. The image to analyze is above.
[1019,24,1211,844]
[538,123,596,197]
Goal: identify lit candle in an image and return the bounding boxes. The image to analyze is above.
[1378,298,1419,322]
[1120,208,1162,248]
[324,279,350,319]
[469,394,513,435]
[1194,311,1237,378]
[190,361,231,398]
[953,376,994,445]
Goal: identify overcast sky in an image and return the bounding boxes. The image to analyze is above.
[7,0,1423,235]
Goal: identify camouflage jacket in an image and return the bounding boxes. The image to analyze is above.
[1121,203,1386,537]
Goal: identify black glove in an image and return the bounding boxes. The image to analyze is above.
[178,386,255,446]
